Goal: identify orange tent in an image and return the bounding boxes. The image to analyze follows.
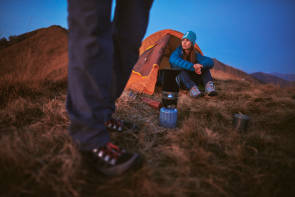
[125,29,204,95]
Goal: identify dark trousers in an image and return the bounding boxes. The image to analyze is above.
[177,69,213,90]
[66,0,153,150]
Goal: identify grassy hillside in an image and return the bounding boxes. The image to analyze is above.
[0,26,68,84]
[1,26,294,197]
[0,25,258,87]
[250,72,292,87]
[0,77,295,197]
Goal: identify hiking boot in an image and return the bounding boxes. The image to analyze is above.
[189,85,203,98]
[82,142,140,176]
[205,81,217,96]
[105,118,136,132]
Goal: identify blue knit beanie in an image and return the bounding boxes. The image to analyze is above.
[182,31,196,45]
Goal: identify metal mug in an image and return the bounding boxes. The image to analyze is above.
[233,113,250,132]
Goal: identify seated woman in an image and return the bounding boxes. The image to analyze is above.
[169,31,217,97]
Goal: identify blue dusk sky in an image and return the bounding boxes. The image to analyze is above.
[0,0,295,74]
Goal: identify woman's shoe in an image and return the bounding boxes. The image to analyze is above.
[189,85,203,98]
[205,81,217,96]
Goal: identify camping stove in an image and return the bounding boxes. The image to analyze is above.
[159,69,179,128]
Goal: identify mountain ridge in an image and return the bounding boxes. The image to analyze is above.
[0,25,68,84]
[270,72,295,82]
[1,25,289,87]
[250,72,294,87]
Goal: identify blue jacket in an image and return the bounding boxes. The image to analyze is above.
[169,46,214,72]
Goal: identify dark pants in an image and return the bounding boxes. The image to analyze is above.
[177,69,213,90]
[66,0,153,151]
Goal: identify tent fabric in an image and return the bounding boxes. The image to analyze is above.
[139,29,203,55]
[125,29,204,95]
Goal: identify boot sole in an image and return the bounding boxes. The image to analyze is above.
[98,153,140,176]
[106,121,136,132]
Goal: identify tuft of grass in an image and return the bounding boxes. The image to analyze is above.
[0,79,295,197]
[0,129,82,197]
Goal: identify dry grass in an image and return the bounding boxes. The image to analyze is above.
[0,78,295,197]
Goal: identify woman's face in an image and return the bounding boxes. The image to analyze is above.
[181,38,192,50]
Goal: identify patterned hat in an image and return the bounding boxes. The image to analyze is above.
[182,31,197,45]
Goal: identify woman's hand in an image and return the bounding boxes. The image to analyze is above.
[193,64,203,75]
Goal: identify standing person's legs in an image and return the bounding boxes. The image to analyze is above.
[106,0,153,116]
[67,0,113,151]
